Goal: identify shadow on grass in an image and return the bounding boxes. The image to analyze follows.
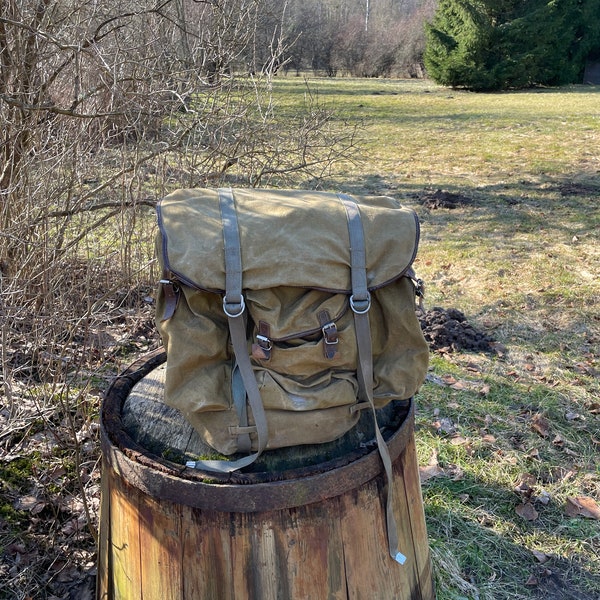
[422,473,600,600]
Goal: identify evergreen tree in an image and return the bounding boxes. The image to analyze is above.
[425,0,600,90]
[424,0,499,90]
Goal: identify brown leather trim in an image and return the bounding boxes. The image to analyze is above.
[159,270,180,322]
[318,310,339,359]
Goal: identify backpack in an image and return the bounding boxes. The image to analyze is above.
[155,188,429,562]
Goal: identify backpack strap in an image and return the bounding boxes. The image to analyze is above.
[186,188,268,473]
[338,193,406,566]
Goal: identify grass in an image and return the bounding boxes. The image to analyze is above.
[272,76,600,599]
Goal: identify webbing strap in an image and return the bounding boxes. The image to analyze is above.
[187,188,268,473]
[338,193,406,566]
[219,187,245,315]
[232,364,252,453]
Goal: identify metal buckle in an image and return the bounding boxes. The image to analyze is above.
[223,295,245,318]
[322,322,338,345]
[350,292,371,314]
[256,334,272,351]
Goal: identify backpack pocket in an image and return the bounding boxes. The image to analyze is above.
[157,285,233,414]
[246,288,359,408]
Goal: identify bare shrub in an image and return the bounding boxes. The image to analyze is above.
[0,3,357,593]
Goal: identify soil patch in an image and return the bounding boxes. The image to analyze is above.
[419,307,499,354]
[419,189,472,209]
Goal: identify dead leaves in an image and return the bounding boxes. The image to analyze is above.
[426,372,491,396]
[419,451,446,483]
[564,496,600,520]
[513,472,600,522]
[531,413,550,438]
[515,502,539,521]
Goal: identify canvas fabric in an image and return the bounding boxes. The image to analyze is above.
[155,188,429,456]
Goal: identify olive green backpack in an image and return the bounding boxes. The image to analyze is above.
[155,188,429,563]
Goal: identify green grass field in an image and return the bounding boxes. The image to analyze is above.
[274,76,600,600]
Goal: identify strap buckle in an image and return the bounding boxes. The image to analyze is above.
[256,334,272,351]
[223,295,245,318]
[350,292,371,314]
[322,322,339,346]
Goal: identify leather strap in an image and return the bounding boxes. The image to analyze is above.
[187,188,268,473]
[158,269,180,322]
[338,192,406,566]
[318,310,339,359]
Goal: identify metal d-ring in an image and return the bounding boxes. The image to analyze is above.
[350,292,371,314]
[223,295,246,318]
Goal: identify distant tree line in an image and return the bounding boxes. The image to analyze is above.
[424,0,600,90]
[255,0,437,78]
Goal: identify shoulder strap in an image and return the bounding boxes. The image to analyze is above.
[338,193,406,566]
[186,188,268,473]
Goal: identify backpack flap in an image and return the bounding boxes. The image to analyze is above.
[156,188,420,295]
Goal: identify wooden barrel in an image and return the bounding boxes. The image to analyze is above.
[97,349,435,600]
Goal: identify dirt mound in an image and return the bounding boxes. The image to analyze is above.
[420,189,471,209]
[419,307,498,354]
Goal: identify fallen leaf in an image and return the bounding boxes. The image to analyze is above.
[560,470,577,483]
[478,384,490,396]
[524,574,539,586]
[419,452,445,483]
[531,414,550,438]
[419,464,445,482]
[14,495,46,515]
[532,549,550,563]
[481,434,496,444]
[450,435,469,445]
[450,380,469,391]
[515,473,536,494]
[516,502,539,521]
[552,434,564,446]
[565,496,600,520]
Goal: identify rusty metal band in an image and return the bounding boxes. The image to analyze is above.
[100,349,415,514]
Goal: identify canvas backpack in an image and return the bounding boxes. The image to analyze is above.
[155,188,429,563]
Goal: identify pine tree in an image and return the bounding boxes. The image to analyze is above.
[424,0,499,90]
[424,0,600,90]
